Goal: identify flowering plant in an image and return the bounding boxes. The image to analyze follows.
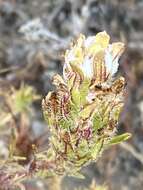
[42,31,131,176]
[0,31,131,190]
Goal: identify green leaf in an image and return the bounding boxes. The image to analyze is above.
[79,79,90,105]
[79,102,97,120]
[69,172,85,179]
[92,114,103,132]
[71,89,81,106]
[36,170,54,178]
[76,139,89,157]
[108,133,131,145]
[14,84,39,112]
[91,139,104,159]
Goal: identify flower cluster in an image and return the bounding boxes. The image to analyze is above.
[42,31,130,175]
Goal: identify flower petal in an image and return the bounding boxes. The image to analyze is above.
[95,31,110,48]
[105,43,125,76]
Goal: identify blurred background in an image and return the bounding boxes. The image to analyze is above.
[0,0,143,189]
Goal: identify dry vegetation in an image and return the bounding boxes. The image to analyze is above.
[0,0,143,190]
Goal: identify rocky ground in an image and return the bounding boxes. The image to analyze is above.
[0,0,143,189]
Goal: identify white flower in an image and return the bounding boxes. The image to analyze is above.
[105,43,125,77]
[84,36,96,48]
[64,32,125,82]
[81,56,94,78]
[105,46,119,76]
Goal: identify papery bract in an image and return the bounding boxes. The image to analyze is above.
[42,31,130,176]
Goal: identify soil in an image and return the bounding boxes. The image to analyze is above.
[0,0,143,189]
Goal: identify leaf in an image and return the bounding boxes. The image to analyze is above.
[36,170,53,178]
[14,84,40,112]
[69,172,85,179]
[108,133,131,145]
[79,79,90,105]
[91,139,104,159]
[71,88,81,106]
[77,139,89,157]
[92,114,103,131]
[79,102,97,120]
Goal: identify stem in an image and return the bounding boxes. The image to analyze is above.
[47,175,63,190]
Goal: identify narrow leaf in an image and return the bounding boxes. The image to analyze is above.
[109,133,131,145]
[69,172,85,179]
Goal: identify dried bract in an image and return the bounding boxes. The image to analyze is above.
[42,31,131,176]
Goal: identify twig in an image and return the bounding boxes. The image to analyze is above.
[120,142,143,165]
